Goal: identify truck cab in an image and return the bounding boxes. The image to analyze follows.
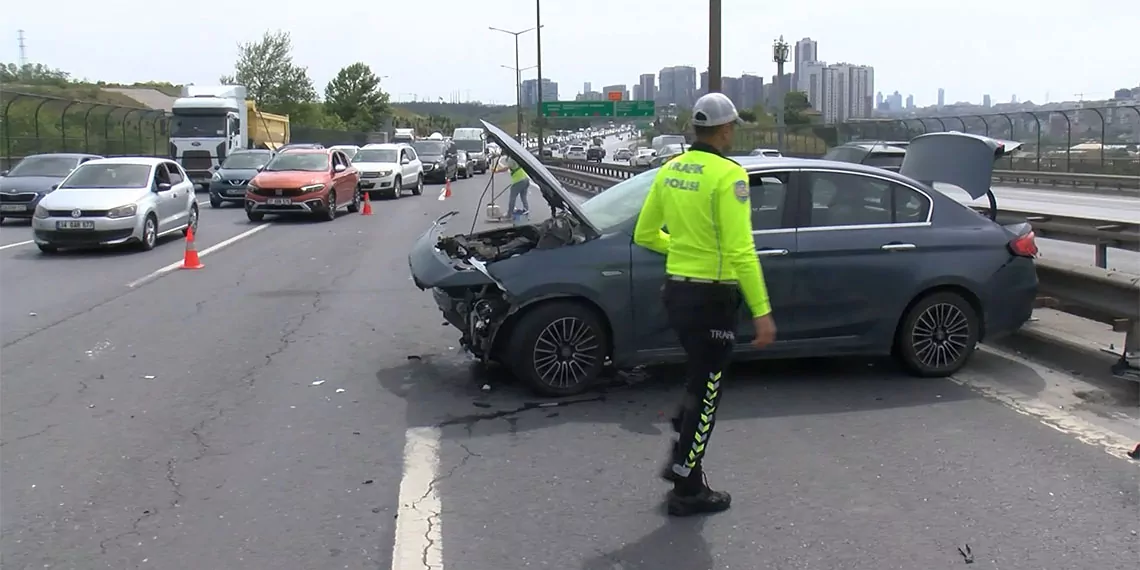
[170,86,249,189]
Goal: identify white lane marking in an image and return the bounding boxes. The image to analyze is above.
[0,240,34,251]
[392,427,443,570]
[952,345,1139,462]
[126,223,273,288]
[196,199,208,206]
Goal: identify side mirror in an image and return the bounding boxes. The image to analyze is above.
[333,164,347,173]
[156,182,172,192]
[0,170,8,177]
[400,158,410,165]
[256,165,265,172]
[50,183,59,191]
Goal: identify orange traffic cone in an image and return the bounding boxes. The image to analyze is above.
[437,179,452,201]
[361,191,373,215]
[181,226,204,270]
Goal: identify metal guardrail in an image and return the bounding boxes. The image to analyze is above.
[541,158,1140,195]
[546,160,1140,376]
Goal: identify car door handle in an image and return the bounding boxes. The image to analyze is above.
[756,248,789,257]
[881,243,916,251]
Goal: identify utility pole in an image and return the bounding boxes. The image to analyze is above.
[708,1,721,93]
[489,26,539,141]
[536,0,545,156]
[17,30,28,69]
[772,36,790,152]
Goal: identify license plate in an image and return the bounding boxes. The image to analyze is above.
[359,181,374,188]
[56,220,95,230]
[267,198,292,206]
[0,204,27,212]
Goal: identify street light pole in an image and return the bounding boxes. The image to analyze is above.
[536,0,545,156]
[772,35,790,152]
[708,0,722,93]
[489,26,541,142]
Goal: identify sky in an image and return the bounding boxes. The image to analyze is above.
[1,0,1136,108]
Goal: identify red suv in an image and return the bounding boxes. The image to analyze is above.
[245,148,361,222]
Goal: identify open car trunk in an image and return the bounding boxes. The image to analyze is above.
[899,132,1022,223]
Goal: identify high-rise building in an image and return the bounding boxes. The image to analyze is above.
[767,73,793,110]
[793,37,818,93]
[602,84,628,100]
[632,84,643,100]
[583,82,592,95]
[905,94,914,109]
[983,94,992,107]
[521,78,558,107]
[638,73,656,101]
[740,74,764,110]
[820,63,874,124]
[797,61,827,111]
[888,91,903,111]
[723,76,742,109]
[699,70,709,97]
[658,66,698,108]
[937,88,945,107]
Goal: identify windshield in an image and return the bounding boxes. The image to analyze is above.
[577,167,658,232]
[453,139,484,153]
[222,153,271,169]
[265,153,330,172]
[59,163,152,189]
[7,155,81,177]
[335,148,359,160]
[171,114,226,138]
[354,149,398,163]
[413,141,446,156]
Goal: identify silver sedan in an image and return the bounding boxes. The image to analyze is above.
[32,157,199,254]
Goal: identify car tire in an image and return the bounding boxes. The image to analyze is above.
[210,195,222,208]
[508,301,609,397]
[322,190,337,222]
[412,176,423,196]
[246,208,264,222]
[138,214,158,251]
[391,177,402,199]
[894,291,980,377]
[37,243,57,254]
[348,187,361,213]
[182,204,199,236]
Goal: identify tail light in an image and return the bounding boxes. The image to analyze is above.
[1008,230,1039,258]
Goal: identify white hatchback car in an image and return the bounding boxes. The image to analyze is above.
[32,157,198,253]
[353,144,424,199]
[565,145,587,160]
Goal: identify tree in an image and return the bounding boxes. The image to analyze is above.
[323,62,390,131]
[220,30,317,119]
[1,62,71,86]
[783,91,813,126]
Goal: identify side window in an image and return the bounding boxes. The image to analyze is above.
[748,172,790,230]
[406,148,417,161]
[804,171,892,228]
[331,153,343,169]
[164,162,184,184]
[155,164,172,185]
[893,184,931,223]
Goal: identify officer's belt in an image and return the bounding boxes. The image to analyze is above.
[668,275,738,285]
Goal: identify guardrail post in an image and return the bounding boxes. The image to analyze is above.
[1116,319,1139,372]
[1094,244,1107,269]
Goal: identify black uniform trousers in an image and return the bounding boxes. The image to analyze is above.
[661,278,741,481]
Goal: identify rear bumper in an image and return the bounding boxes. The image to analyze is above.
[981,258,1038,340]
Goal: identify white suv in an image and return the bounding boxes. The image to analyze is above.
[565,145,587,160]
[352,143,423,199]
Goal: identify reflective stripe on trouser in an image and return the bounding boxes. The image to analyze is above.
[662,279,740,478]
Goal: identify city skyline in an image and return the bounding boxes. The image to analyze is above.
[2,0,1134,108]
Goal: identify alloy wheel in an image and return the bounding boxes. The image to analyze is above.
[532,317,600,389]
[910,302,970,369]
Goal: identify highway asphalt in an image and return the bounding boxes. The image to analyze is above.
[2,167,1137,570]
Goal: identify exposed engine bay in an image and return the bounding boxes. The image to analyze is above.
[436,213,587,263]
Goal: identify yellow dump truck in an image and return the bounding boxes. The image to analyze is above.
[247,101,290,150]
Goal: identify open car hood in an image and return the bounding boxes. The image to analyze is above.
[480,120,599,235]
[899,132,1020,200]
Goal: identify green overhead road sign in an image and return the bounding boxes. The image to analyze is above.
[541,100,655,118]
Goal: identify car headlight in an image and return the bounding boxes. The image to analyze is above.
[107,204,138,219]
[211,172,222,181]
[301,183,325,193]
[377,170,393,177]
[34,205,49,219]
[248,181,260,190]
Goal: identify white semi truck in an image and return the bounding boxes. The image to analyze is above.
[169,85,289,188]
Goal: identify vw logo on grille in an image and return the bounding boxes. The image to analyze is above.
[71,209,82,218]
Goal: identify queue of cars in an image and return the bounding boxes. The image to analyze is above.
[410,120,1040,397]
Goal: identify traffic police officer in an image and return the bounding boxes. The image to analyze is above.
[633,92,777,517]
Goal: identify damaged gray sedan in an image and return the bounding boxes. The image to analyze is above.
[409,121,1039,396]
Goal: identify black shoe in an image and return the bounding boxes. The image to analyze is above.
[667,475,732,517]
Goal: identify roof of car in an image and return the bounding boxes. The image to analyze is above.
[362,143,403,150]
[27,152,103,159]
[83,156,168,166]
[734,155,919,181]
[838,141,909,153]
[279,148,330,155]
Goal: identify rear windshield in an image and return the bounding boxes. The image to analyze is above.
[8,155,81,177]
